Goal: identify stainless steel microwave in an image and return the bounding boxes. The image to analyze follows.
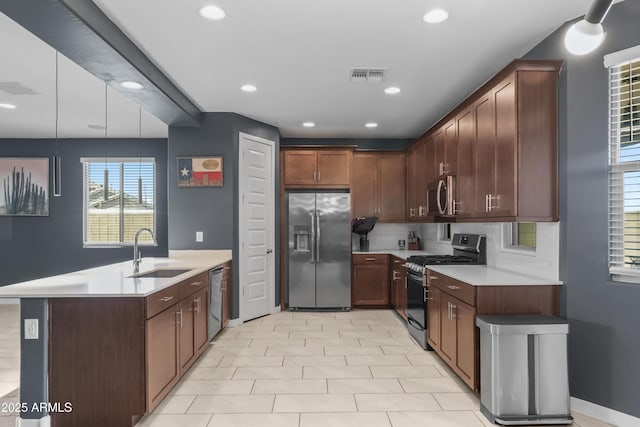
[427,175,456,217]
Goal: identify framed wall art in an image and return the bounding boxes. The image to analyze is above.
[177,156,223,187]
[0,157,49,216]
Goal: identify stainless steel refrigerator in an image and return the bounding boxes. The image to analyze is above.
[287,192,351,309]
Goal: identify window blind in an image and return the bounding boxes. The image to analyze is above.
[608,56,640,273]
[82,158,156,246]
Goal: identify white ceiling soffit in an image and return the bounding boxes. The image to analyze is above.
[0,12,168,139]
[92,0,591,139]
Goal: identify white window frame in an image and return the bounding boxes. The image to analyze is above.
[606,47,640,283]
[437,223,452,242]
[81,157,157,248]
[500,223,536,256]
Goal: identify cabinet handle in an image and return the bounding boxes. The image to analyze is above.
[451,304,457,319]
[176,309,183,327]
[365,257,376,261]
[317,171,321,182]
[485,194,489,212]
[446,285,461,290]
[160,296,174,303]
[423,288,427,303]
[410,207,415,218]
[487,194,497,212]
[191,281,202,286]
[194,297,201,314]
[429,276,438,280]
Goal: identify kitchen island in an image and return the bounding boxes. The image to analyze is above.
[0,250,231,427]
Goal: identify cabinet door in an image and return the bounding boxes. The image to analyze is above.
[378,153,406,221]
[456,107,475,217]
[444,120,457,176]
[352,264,390,306]
[405,143,418,220]
[493,76,517,217]
[179,298,195,375]
[434,129,446,177]
[474,93,496,215]
[194,288,209,355]
[439,295,456,365]
[427,286,440,349]
[352,153,379,217]
[284,151,317,185]
[317,150,351,185]
[454,299,477,389]
[146,307,179,411]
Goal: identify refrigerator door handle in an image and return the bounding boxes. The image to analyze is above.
[315,212,321,263]
[310,211,316,264]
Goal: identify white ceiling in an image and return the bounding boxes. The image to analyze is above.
[92,0,591,139]
[0,12,168,139]
[1,1,593,139]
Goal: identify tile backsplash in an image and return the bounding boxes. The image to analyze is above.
[352,223,419,251]
[420,222,560,281]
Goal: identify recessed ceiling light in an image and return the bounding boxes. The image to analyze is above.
[200,5,226,20]
[302,122,315,128]
[240,84,257,93]
[423,9,449,24]
[120,81,144,90]
[0,103,16,109]
[365,122,378,128]
[384,87,401,95]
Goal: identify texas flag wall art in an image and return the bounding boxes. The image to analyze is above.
[177,156,223,187]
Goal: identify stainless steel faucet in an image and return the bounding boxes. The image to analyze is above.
[133,228,155,274]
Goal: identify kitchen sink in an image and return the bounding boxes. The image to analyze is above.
[130,268,193,278]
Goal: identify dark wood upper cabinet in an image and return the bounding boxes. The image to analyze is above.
[444,120,457,176]
[352,152,405,221]
[283,148,352,188]
[474,93,496,215]
[424,136,437,186]
[406,139,427,220]
[455,107,475,217]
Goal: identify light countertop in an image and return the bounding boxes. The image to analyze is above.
[426,265,562,286]
[0,250,232,298]
[352,249,434,260]
[352,249,562,286]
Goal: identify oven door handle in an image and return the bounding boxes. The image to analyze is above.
[407,316,425,332]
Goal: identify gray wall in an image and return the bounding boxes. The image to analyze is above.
[524,1,640,417]
[0,138,168,286]
[281,138,413,151]
[169,113,280,319]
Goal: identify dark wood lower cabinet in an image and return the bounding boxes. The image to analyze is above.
[427,269,560,391]
[221,262,232,327]
[48,270,218,427]
[352,255,390,307]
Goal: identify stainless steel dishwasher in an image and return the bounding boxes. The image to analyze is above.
[208,266,223,340]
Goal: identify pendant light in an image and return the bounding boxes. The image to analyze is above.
[564,0,613,55]
[103,84,109,202]
[53,52,62,197]
[137,107,143,205]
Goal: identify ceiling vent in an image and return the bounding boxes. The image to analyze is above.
[350,68,386,84]
[0,82,38,95]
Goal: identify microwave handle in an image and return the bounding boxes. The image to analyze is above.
[436,179,446,215]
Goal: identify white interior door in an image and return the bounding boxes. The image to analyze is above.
[239,132,275,322]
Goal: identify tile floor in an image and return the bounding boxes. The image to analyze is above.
[134,309,614,427]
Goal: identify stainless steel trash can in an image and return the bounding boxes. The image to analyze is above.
[476,315,572,425]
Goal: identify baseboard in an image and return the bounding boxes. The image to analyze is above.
[571,396,640,426]
[17,415,50,427]
[271,306,281,314]
[226,318,242,327]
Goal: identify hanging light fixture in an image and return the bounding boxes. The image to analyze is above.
[103,84,109,202]
[53,52,62,197]
[138,107,143,205]
[564,0,614,55]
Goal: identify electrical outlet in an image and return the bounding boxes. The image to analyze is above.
[24,319,38,340]
[196,231,204,242]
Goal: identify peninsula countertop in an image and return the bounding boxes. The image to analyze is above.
[0,250,231,298]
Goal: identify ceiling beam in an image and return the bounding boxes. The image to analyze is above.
[0,0,203,127]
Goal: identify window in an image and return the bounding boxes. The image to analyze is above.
[438,223,452,241]
[608,54,640,280]
[501,223,536,253]
[82,158,156,247]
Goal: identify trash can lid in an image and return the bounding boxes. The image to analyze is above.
[476,314,569,335]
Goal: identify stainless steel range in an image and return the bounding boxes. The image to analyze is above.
[406,234,486,350]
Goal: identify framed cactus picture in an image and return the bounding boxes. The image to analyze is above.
[0,158,49,216]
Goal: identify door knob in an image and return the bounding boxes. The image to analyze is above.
[266,249,273,254]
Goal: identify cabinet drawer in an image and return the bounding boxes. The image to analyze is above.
[146,285,180,319]
[427,270,476,306]
[352,254,389,265]
[179,271,209,300]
